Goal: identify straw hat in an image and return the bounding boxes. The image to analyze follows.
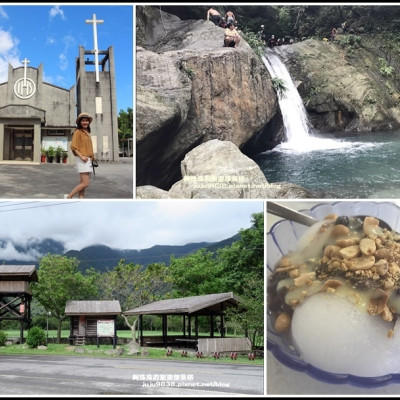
[76,112,93,126]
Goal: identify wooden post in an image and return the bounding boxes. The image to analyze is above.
[195,315,199,339]
[210,315,214,338]
[182,315,186,338]
[113,316,117,349]
[139,315,143,347]
[162,315,167,347]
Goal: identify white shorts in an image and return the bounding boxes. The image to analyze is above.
[75,156,92,173]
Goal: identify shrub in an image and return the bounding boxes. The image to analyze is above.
[271,77,288,98]
[0,331,7,346]
[26,326,46,348]
[379,57,395,78]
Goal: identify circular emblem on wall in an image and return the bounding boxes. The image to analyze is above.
[14,78,36,99]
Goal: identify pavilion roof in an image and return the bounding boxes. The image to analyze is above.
[123,292,240,316]
[65,300,121,316]
[0,265,38,282]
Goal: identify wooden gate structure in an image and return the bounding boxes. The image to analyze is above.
[0,265,38,343]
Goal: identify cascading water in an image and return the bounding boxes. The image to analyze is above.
[262,50,312,145]
[254,48,397,198]
[262,48,353,152]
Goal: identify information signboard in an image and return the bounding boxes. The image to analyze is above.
[97,320,115,337]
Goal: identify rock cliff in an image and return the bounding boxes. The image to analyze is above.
[276,36,400,133]
[136,7,279,191]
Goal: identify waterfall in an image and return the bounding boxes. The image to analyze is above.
[262,50,312,145]
[262,48,348,152]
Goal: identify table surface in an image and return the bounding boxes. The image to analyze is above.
[266,200,400,395]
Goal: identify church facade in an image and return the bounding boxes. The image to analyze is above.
[0,19,119,164]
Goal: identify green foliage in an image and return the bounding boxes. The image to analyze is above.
[169,249,226,297]
[0,331,7,346]
[379,57,395,78]
[271,77,288,98]
[46,146,55,158]
[26,326,46,348]
[338,34,361,49]
[241,30,264,59]
[118,107,133,143]
[169,212,264,350]
[99,260,170,342]
[32,254,100,343]
[55,146,63,157]
[180,63,196,80]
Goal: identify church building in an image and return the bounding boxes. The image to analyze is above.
[0,14,119,164]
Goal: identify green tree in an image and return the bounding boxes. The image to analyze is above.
[118,107,133,156]
[217,212,264,350]
[169,249,226,297]
[32,254,100,343]
[217,212,264,293]
[168,212,264,350]
[99,260,170,342]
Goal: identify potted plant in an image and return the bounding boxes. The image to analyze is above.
[62,151,68,164]
[46,146,55,163]
[55,146,63,163]
[40,147,47,163]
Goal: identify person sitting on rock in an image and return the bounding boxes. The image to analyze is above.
[207,7,221,26]
[224,23,241,48]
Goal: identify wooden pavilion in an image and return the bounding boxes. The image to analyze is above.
[0,265,38,343]
[65,300,121,347]
[123,292,251,354]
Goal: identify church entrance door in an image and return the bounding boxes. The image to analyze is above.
[11,129,34,161]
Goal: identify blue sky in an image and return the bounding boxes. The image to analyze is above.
[0,200,264,260]
[0,4,133,112]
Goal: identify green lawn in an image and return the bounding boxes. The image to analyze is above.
[4,330,238,339]
[0,329,263,365]
[0,342,263,365]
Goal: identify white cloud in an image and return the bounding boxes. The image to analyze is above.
[0,6,8,19]
[0,29,16,54]
[46,36,56,45]
[0,201,263,252]
[59,53,67,71]
[58,35,76,72]
[0,29,20,83]
[0,241,40,262]
[49,6,65,20]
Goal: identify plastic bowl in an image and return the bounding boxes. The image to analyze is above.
[267,201,400,387]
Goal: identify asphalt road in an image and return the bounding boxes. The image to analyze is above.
[0,355,264,396]
[0,158,133,199]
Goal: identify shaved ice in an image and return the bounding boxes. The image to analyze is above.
[292,292,400,376]
[268,214,400,377]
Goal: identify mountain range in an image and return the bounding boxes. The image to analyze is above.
[0,233,240,273]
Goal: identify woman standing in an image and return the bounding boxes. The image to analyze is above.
[65,112,95,199]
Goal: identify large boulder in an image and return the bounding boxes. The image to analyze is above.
[136,140,314,199]
[136,7,279,190]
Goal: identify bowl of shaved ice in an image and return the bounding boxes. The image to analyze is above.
[267,201,400,386]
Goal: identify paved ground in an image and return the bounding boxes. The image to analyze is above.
[0,355,264,396]
[0,158,133,199]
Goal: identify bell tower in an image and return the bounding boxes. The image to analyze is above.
[76,14,119,161]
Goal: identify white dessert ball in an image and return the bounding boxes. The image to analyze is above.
[291,292,400,377]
